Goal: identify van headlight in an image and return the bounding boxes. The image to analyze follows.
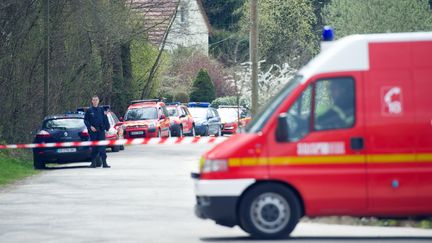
[202,159,228,173]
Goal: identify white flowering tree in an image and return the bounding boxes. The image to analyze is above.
[233,61,297,111]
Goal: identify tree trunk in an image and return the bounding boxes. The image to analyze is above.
[140,0,180,99]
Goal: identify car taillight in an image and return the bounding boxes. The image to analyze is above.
[80,129,89,137]
[107,128,117,136]
[36,130,51,139]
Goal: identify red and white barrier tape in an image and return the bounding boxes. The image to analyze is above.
[0,137,228,149]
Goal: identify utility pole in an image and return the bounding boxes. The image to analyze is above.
[43,0,50,117]
[250,0,258,116]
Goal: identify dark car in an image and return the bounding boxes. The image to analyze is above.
[187,102,222,136]
[32,112,92,169]
[167,103,195,137]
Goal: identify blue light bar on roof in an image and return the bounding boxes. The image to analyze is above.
[65,111,84,115]
[322,26,334,41]
[188,102,210,107]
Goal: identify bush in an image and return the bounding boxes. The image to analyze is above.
[189,69,216,102]
[160,93,174,103]
[174,92,190,103]
[211,96,250,108]
[163,48,235,98]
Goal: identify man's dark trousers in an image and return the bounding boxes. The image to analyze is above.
[90,128,107,167]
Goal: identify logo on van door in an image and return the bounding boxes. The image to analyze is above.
[297,142,345,156]
[382,86,403,115]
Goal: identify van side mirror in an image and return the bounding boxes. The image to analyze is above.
[276,113,289,142]
[119,117,124,122]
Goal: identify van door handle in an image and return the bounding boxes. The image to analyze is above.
[350,137,364,151]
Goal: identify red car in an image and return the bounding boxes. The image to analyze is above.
[122,99,171,138]
[217,106,251,135]
[105,109,124,152]
[167,103,195,137]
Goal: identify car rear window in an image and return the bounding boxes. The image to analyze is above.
[218,108,240,121]
[188,108,207,119]
[43,118,85,129]
[125,107,158,121]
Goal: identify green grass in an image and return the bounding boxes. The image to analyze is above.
[0,150,38,186]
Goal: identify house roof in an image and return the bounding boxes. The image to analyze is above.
[130,0,211,47]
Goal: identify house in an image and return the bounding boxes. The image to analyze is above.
[130,0,211,55]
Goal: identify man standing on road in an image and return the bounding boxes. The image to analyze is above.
[84,95,111,168]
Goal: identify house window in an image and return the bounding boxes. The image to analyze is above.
[180,5,186,23]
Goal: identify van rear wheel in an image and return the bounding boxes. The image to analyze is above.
[239,183,301,239]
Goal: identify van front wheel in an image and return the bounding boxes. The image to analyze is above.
[239,183,301,239]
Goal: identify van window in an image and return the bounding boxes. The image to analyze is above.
[314,78,355,131]
[286,85,312,141]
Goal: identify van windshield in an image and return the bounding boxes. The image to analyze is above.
[124,107,158,121]
[246,75,302,133]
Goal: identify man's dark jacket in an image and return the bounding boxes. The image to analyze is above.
[84,106,110,139]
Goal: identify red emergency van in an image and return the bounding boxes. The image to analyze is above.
[192,32,432,238]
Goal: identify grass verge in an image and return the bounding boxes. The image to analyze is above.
[0,150,38,186]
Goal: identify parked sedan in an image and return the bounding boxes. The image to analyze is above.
[187,102,221,136]
[32,112,91,169]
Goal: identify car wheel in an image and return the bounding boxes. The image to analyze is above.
[239,183,301,239]
[204,125,209,136]
[112,146,120,152]
[187,125,196,137]
[191,125,196,137]
[120,145,125,150]
[33,155,46,170]
[216,126,222,137]
[178,126,183,137]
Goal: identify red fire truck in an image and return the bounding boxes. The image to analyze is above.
[192,31,432,238]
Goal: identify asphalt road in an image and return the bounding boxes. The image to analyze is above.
[1,144,432,243]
